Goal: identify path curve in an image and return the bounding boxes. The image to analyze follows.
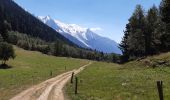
[10,62,92,100]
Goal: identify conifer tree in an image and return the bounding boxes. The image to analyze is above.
[160,0,170,51]
[146,5,160,54]
[128,5,146,58]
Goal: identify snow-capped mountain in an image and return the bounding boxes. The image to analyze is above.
[38,16,122,54]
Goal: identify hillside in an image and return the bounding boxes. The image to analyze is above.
[0,0,169,100]
[65,52,170,100]
[0,46,89,100]
[0,0,75,45]
[0,0,121,63]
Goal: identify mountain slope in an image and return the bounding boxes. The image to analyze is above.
[0,0,76,46]
[38,16,122,54]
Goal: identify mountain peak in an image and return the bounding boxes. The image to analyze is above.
[38,16,122,54]
[45,15,51,20]
[86,28,92,32]
[38,15,53,23]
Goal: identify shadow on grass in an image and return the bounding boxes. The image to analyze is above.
[0,64,12,69]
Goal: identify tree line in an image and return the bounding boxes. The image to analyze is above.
[119,0,170,62]
[0,0,121,64]
[7,31,120,63]
[0,19,120,63]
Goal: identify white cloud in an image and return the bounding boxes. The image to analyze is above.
[90,27,102,32]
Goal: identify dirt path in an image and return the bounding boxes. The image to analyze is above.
[10,62,92,100]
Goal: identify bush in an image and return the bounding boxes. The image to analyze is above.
[0,42,15,65]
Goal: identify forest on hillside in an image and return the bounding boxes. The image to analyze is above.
[1,0,169,64]
[0,0,120,63]
[120,0,170,62]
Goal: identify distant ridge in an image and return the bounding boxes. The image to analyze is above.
[38,16,122,54]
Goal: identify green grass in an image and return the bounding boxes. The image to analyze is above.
[0,46,89,100]
[65,53,170,100]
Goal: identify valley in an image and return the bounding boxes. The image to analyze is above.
[1,46,170,100]
[0,0,170,100]
[0,46,90,100]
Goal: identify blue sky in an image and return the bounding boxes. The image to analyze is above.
[14,0,161,43]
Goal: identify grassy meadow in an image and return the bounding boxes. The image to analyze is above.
[1,45,170,100]
[0,46,89,100]
[65,53,170,100]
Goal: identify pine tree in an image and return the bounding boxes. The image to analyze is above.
[128,5,146,58]
[0,20,11,41]
[52,42,63,56]
[120,2,170,62]
[119,24,130,62]
[160,0,170,51]
[0,34,3,42]
[146,5,160,54]
[160,0,170,23]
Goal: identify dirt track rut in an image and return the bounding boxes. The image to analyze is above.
[10,62,92,100]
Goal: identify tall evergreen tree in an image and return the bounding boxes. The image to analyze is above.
[128,5,146,58]
[120,1,170,62]
[52,42,63,56]
[0,34,3,42]
[160,0,170,51]
[160,0,170,23]
[0,20,11,41]
[146,5,161,54]
[119,24,130,62]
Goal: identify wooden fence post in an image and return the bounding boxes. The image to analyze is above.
[157,81,164,100]
[71,72,74,83]
[75,77,78,94]
[50,70,52,77]
[32,76,34,85]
